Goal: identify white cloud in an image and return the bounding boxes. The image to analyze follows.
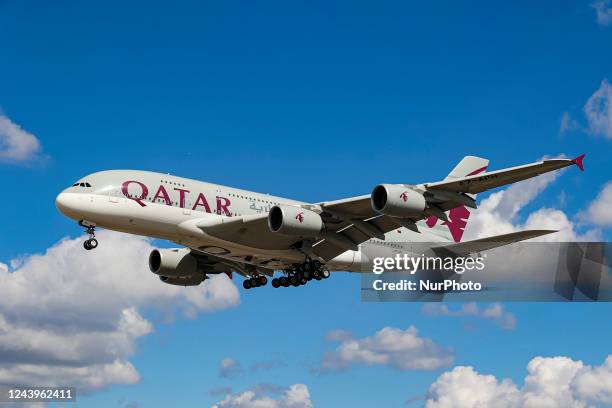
[425,355,612,408]
[464,157,600,242]
[426,366,520,408]
[321,326,453,372]
[0,114,43,163]
[219,358,243,379]
[560,112,580,134]
[325,329,353,342]
[422,303,517,330]
[213,384,313,408]
[0,230,239,391]
[582,182,612,227]
[592,0,612,26]
[584,79,612,139]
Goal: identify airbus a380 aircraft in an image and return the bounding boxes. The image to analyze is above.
[55,154,585,290]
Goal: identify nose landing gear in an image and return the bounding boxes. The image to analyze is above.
[79,221,98,251]
[84,237,98,251]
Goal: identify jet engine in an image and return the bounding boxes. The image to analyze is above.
[268,205,323,237]
[371,184,427,217]
[149,248,200,277]
[158,274,206,286]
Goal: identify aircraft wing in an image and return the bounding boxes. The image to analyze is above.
[428,230,556,257]
[424,155,585,195]
[188,247,275,277]
[311,155,584,261]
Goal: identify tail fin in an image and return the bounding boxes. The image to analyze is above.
[423,156,489,243]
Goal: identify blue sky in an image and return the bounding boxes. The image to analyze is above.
[1,1,612,407]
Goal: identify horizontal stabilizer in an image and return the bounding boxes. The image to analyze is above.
[430,229,557,257]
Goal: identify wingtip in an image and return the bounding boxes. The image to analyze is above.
[572,153,585,171]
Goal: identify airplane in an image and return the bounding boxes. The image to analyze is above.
[55,154,586,290]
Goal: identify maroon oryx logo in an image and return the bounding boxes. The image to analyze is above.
[400,191,409,202]
[295,212,305,223]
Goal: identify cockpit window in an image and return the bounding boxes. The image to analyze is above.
[72,182,92,188]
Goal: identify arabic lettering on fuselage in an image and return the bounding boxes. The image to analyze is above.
[121,180,232,215]
[249,201,272,214]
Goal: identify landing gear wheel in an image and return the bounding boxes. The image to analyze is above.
[251,278,260,287]
[80,222,98,251]
[272,278,280,288]
[313,270,321,280]
[289,275,298,286]
[243,280,252,289]
[300,278,308,285]
[258,276,268,286]
[303,270,312,280]
[321,269,331,279]
[280,277,289,287]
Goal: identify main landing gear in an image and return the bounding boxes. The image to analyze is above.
[270,260,331,289]
[79,221,98,251]
[241,260,331,290]
[243,275,268,289]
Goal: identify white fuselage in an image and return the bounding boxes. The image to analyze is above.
[56,170,451,273]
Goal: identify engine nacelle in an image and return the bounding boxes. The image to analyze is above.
[159,275,206,286]
[268,205,323,237]
[149,248,199,277]
[371,184,427,217]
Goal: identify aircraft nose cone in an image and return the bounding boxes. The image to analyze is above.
[55,192,70,213]
[55,192,82,218]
